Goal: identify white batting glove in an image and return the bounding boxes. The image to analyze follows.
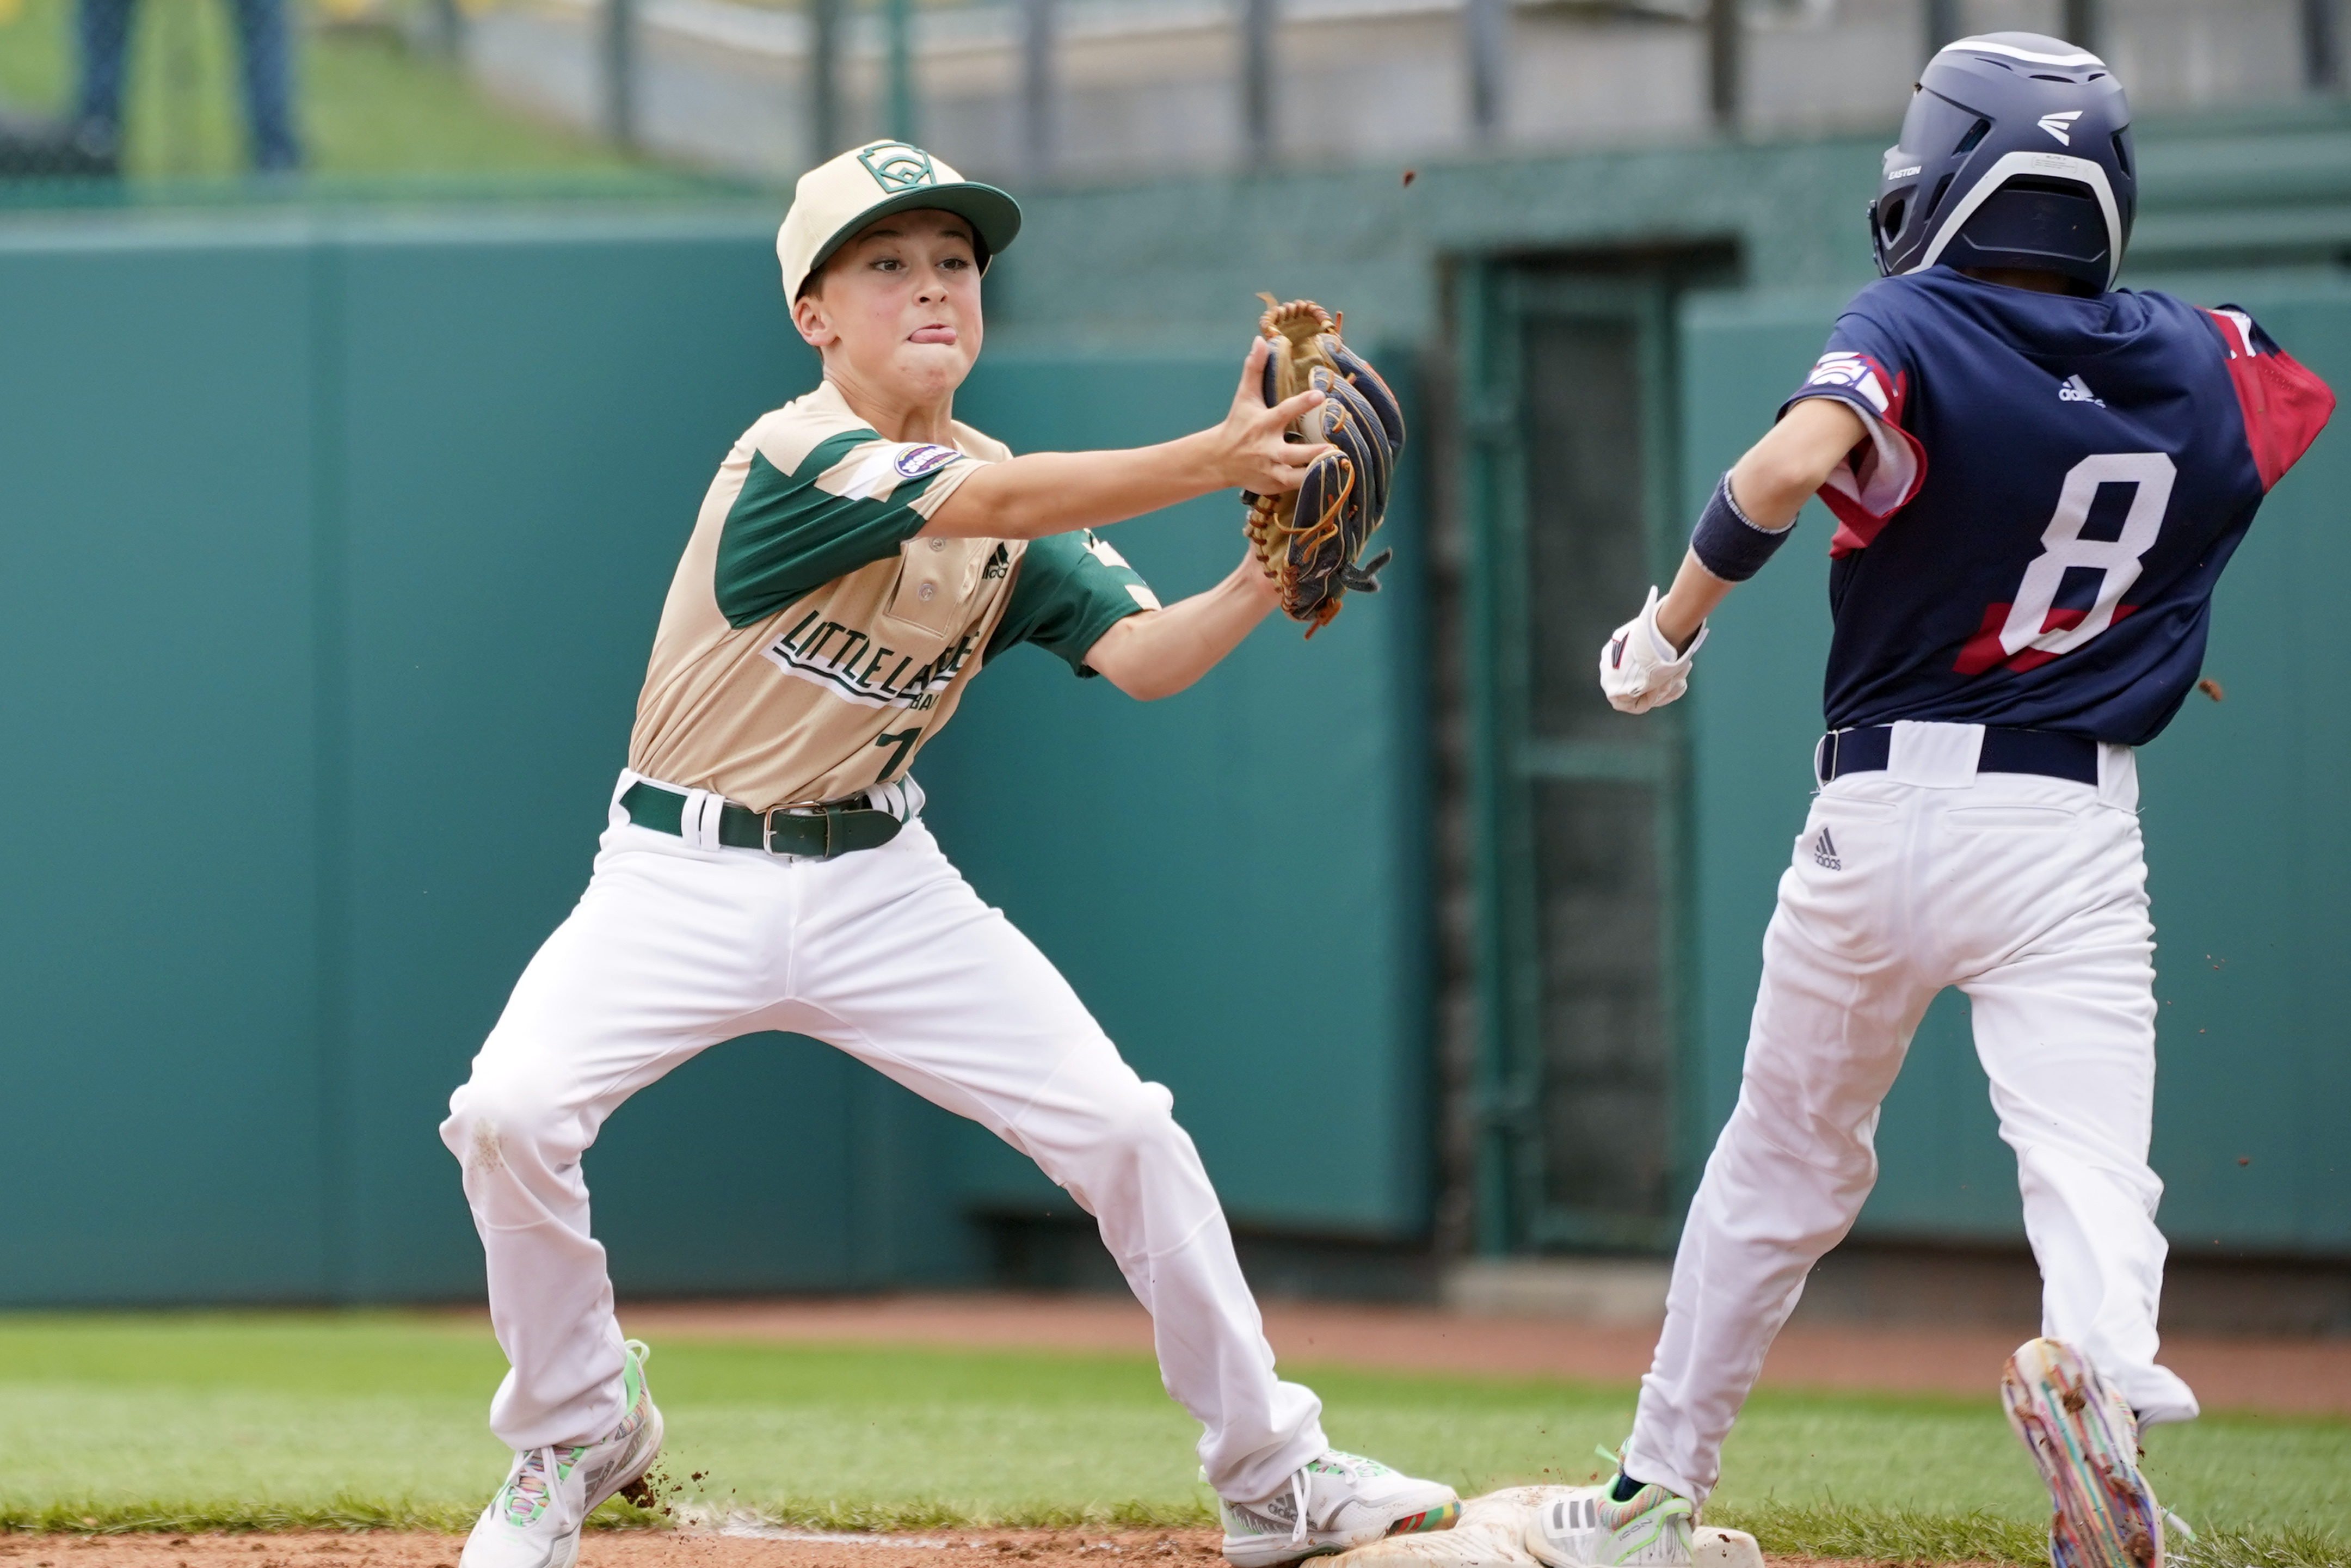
[1598,586,1707,714]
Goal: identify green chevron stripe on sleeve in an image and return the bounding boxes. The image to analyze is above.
[714,432,942,627]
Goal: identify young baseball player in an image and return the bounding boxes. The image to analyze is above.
[1523,34,2332,1568]
[439,139,1460,1568]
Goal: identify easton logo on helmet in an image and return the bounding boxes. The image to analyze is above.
[2038,110,2084,144]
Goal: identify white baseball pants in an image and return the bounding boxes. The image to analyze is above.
[440,772,1328,1503]
[1625,724,2200,1507]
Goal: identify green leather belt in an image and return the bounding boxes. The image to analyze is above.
[620,780,903,859]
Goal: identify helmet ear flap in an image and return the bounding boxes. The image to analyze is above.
[1869,198,1890,276]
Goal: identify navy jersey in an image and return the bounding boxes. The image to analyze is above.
[1783,267,2333,745]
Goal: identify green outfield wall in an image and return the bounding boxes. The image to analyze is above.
[0,206,1430,1304]
[2,100,2348,1305]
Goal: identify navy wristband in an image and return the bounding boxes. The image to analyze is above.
[1689,471,1790,583]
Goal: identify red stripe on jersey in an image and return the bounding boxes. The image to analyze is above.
[1954,602,2138,675]
[2201,308,2335,491]
[1789,363,1926,557]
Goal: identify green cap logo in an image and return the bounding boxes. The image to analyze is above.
[859,143,937,192]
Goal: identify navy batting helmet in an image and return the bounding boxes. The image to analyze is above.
[1870,32,2134,293]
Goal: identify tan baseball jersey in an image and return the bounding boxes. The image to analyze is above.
[630,379,1161,813]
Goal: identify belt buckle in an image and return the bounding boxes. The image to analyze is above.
[761,803,839,858]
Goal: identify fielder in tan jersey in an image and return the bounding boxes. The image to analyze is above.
[630,379,1159,813]
[443,140,1459,1568]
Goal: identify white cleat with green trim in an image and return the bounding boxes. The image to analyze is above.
[1522,1479,1695,1568]
[1218,1450,1462,1567]
[460,1339,664,1568]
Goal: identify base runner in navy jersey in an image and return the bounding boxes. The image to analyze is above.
[1522,33,2334,1568]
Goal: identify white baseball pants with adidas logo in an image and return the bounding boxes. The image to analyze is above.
[1625,723,2200,1508]
[439,772,1328,1503]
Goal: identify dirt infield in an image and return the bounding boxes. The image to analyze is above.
[609,1292,2351,1416]
[0,1534,1915,1568]
[0,1527,1223,1568]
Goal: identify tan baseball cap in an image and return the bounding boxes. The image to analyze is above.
[777,140,1023,301]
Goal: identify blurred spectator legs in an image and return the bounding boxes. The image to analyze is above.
[77,0,303,173]
[232,0,301,169]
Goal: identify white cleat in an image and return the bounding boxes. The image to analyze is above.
[2002,1338,2187,1568]
[1218,1450,1461,1568]
[1523,1480,1694,1568]
[460,1339,664,1568]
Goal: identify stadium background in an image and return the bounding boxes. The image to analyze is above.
[0,0,2345,1332]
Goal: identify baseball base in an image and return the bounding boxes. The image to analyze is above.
[1329,1486,1763,1568]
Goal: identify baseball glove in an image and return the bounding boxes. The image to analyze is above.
[1243,294,1405,637]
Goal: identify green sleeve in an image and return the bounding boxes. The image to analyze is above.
[984,530,1158,678]
[714,431,957,627]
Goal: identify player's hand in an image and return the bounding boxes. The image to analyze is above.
[1599,586,1708,714]
[1208,338,1334,495]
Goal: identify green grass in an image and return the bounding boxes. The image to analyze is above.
[0,1312,2343,1565]
[0,0,700,184]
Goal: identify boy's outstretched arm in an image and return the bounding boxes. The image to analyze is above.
[1651,397,1870,648]
[1082,549,1279,700]
[1604,397,1868,715]
[920,340,1331,541]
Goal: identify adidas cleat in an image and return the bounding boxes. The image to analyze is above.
[2002,1337,2179,1568]
[1524,1477,1694,1568]
[1218,1450,1460,1567]
[461,1338,664,1568]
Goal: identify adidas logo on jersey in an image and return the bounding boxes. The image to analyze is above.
[2039,110,2084,144]
[2057,373,2104,406]
[1813,828,1842,871]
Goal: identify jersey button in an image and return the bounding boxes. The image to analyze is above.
[917,582,937,601]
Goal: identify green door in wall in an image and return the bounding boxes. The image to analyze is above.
[1462,265,1697,1255]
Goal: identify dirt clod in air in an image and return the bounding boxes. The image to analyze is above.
[617,1460,686,1519]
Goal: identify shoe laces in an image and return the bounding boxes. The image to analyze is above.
[1281,1452,1384,1545]
[500,1445,578,1528]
